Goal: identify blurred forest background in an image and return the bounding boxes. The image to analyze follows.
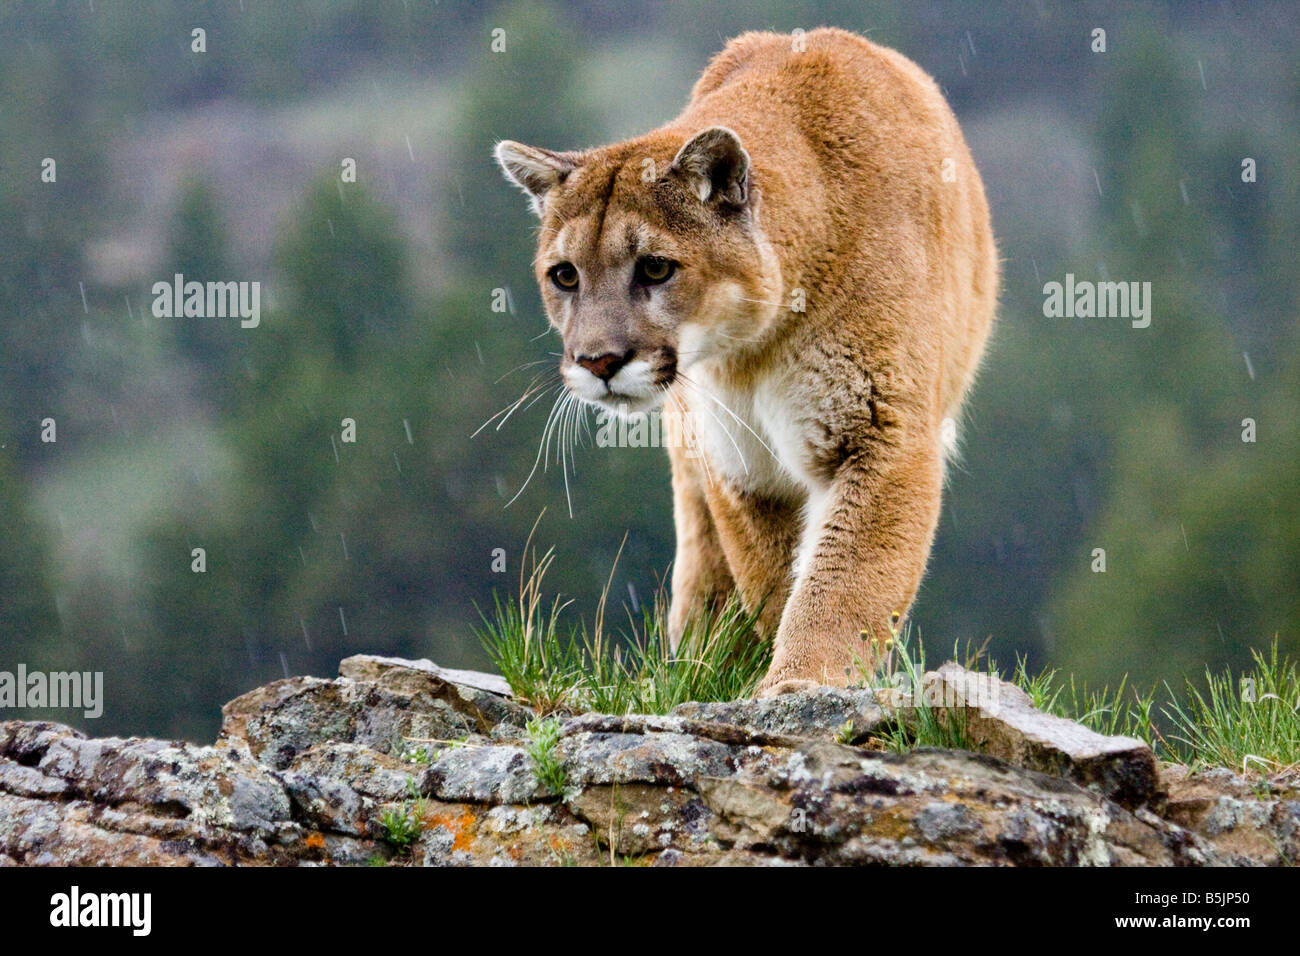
[1,0,1296,740]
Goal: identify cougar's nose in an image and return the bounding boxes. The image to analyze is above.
[575,350,633,382]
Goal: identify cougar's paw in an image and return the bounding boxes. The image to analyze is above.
[756,677,820,699]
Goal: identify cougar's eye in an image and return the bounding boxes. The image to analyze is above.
[549,262,579,290]
[634,256,677,285]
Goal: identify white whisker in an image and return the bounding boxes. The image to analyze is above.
[505,387,567,509]
[543,391,570,472]
[559,393,575,517]
[678,372,779,462]
[678,372,781,471]
[496,376,558,432]
[732,294,789,308]
[665,385,716,489]
[493,358,552,385]
[677,378,749,474]
[473,371,559,437]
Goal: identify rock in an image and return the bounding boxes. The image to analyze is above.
[560,712,802,748]
[672,686,886,743]
[0,723,308,865]
[568,784,717,855]
[0,793,229,866]
[559,729,746,788]
[652,847,807,867]
[1160,764,1300,866]
[412,800,600,866]
[0,758,72,799]
[218,667,531,770]
[421,744,547,804]
[337,655,532,733]
[280,771,368,837]
[0,656,1287,866]
[34,732,291,834]
[699,741,1214,866]
[0,721,85,766]
[339,654,513,698]
[922,662,1159,808]
[285,742,420,803]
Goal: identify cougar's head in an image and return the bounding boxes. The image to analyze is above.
[495,126,780,414]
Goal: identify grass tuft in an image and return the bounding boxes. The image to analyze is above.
[579,592,769,715]
[1162,639,1300,776]
[525,716,568,794]
[379,778,427,850]
[476,515,583,715]
[477,517,769,715]
[861,622,970,752]
[1005,640,1298,778]
[860,625,1297,777]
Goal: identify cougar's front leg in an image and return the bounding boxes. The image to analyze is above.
[755,433,944,696]
[697,477,801,641]
[666,420,734,649]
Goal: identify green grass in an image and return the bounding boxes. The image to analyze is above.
[477,519,770,716]
[480,589,769,717]
[378,777,428,851]
[524,717,568,795]
[858,625,1297,778]
[379,805,422,849]
[578,595,770,715]
[478,520,1298,778]
[979,644,1297,778]
[476,532,585,715]
[861,623,971,753]
[998,640,1299,777]
[1161,640,1300,775]
[991,653,1163,749]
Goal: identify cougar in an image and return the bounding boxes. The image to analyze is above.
[495,27,998,695]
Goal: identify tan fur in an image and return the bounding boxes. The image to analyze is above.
[496,28,998,695]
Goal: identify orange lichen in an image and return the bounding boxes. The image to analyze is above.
[425,810,478,853]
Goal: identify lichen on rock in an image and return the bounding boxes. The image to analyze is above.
[0,656,1294,866]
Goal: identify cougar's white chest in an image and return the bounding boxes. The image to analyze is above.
[683,364,817,503]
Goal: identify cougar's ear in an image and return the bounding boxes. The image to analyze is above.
[494,140,579,216]
[670,126,751,208]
